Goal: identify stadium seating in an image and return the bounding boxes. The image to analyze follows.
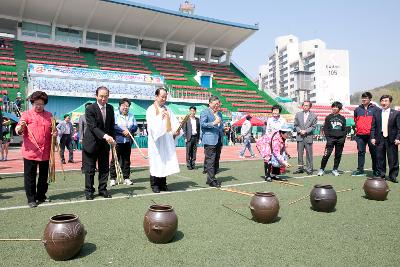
[24,42,88,67]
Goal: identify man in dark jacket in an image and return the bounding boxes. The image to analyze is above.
[182,106,200,170]
[352,92,380,176]
[371,95,400,183]
[317,101,347,177]
[82,86,116,199]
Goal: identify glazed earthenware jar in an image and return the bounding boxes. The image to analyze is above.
[143,205,178,243]
[310,185,337,212]
[249,192,280,223]
[42,214,86,261]
[363,178,390,201]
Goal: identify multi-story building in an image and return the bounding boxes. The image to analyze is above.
[259,35,350,104]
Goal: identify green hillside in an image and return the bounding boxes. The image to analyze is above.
[350,81,400,106]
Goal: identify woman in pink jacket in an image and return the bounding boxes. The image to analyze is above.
[15,91,56,208]
[256,125,292,182]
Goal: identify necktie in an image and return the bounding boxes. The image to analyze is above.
[304,112,309,124]
[382,111,388,137]
[101,106,106,124]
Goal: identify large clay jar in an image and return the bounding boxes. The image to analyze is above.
[310,185,337,212]
[249,192,280,223]
[143,205,178,244]
[42,214,86,261]
[363,177,390,201]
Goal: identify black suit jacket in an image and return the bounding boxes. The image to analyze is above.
[182,117,200,141]
[82,103,116,154]
[371,108,400,143]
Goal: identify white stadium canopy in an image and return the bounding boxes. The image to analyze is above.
[0,0,258,59]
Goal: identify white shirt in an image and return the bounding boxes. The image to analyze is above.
[190,117,197,135]
[97,102,106,121]
[381,108,390,133]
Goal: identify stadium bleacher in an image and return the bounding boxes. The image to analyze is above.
[1,37,282,114]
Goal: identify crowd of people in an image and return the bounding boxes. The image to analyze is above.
[8,87,400,208]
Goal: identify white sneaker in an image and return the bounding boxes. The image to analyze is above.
[239,155,245,159]
[123,179,133,185]
[332,169,340,176]
[317,169,324,176]
[109,179,116,186]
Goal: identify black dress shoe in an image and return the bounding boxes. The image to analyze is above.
[61,159,66,164]
[28,202,38,208]
[202,170,207,174]
[152,186,160,193]
[85,194,94,200]
[37,198,51,204]
[99,191,112,198]
[160,185,169,191]
[209,180,221,188]
[293,169,304,174]
[391,178,398,183]
[68,160,74,163]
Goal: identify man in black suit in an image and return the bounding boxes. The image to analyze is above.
[182,106,200,170]
[82,86,116,199]
[371,94,400,183]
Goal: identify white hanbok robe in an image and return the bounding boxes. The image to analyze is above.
[146,104,181,177]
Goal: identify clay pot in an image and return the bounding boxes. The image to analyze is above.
[42,214,86,261]
[143,205,178,243]
[249,192,280,223]
[310,185,337,212]
[363,178,390,201]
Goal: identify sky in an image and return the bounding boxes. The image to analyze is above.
[131,0,400,93]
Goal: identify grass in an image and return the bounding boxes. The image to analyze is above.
[0,154,399,266]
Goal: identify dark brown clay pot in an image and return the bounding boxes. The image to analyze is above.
[363,178,390,201]
[249,192,280,223]
[143,205,178,244]
[42,214,86,261]
[310,185,337,212]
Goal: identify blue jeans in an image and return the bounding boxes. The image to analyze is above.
[240,138,254,157]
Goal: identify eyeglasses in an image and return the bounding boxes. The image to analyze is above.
[33,103,45,107]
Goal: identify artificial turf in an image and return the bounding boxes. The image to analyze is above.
[0,154,399,266]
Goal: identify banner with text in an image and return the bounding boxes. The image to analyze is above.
[28,64,164,84]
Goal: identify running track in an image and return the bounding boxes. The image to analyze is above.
[0,141,360,175]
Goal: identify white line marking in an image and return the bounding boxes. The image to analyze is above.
[0,177,305,211]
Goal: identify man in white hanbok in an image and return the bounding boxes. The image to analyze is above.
[146,88,181,193]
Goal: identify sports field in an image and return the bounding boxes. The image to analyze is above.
[0,153,399,266]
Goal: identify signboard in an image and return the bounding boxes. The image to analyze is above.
[315,50,350,104]
[29,64,164,84]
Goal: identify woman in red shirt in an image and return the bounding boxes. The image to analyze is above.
[15,91,56,208]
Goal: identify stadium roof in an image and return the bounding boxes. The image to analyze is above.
[0,0,258,50]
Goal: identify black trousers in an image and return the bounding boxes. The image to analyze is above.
[376,137,399,180]
[83,144,110,196]
[150,175,167,190]
[60,134,73,161]
[355,135,377,172]
[320,136,345,170]
[23,158,49,203]
[186,136,198,168]
[264,162,280,177]
[204,138,222,184]
[110,142,132,180]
